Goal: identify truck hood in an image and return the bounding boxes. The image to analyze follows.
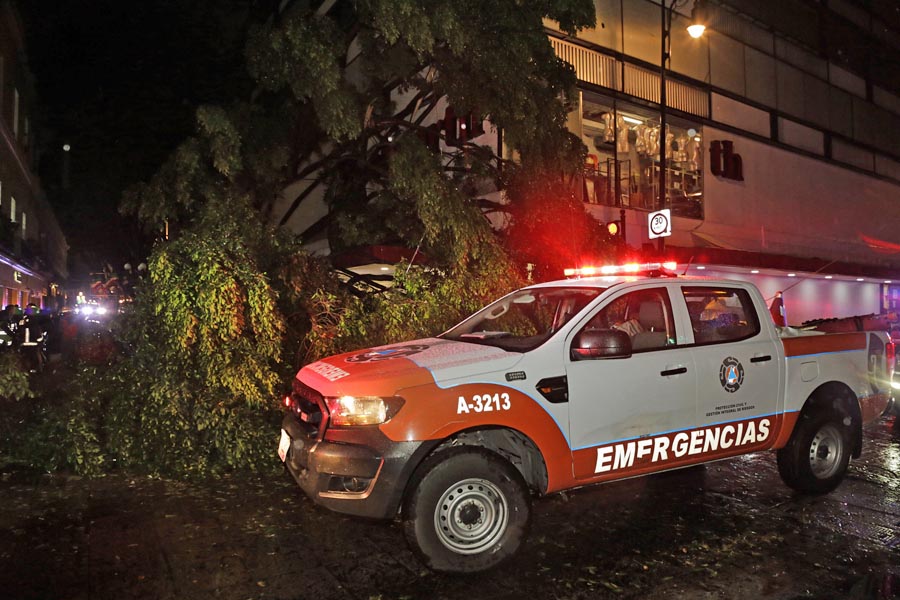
[297,337,521,397]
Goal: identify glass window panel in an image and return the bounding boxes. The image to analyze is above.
[776,61,804,119]
[584,287,677,352]
[682,287,760,345]
[622,0,661,66]
[576,0,622,52]
[669,11,709,82]
[744,46,776,107]
[709,32,745,96]
[579,91,703,218]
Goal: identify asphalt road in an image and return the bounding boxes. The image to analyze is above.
[1,417,898,600]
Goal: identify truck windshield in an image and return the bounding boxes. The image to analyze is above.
[441,286,604,352]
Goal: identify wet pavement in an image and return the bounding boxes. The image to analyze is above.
[1,417,898,600]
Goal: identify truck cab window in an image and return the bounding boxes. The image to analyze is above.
[682,286,760,344]
[585,288,675,351]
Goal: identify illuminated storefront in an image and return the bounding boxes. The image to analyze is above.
[548,0,900,321]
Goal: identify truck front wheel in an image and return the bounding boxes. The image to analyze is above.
[777,409,851,493]
[402,447,531,573]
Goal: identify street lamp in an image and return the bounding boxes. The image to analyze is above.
[658,0,707,255]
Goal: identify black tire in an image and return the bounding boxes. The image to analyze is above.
[777,409,851,494]
[402,447,531,573]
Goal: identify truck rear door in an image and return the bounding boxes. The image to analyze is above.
[680,283,783,449]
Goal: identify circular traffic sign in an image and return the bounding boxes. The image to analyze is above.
[650,212,669,236]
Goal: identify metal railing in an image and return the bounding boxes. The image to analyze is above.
[550,37,709,119]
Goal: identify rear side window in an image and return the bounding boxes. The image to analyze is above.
[682,286,760,345]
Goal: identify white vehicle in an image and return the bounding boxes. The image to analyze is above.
[279,264,895,572]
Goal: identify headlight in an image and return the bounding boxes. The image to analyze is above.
[96,306,108,315]
[82,306,94,316]
[324,395,404,426]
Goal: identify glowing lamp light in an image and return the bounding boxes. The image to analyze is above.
[751,270,759,274]
[607,221,620,235]
[688,1,708,39]
[856,278,865,282]
[787,273,796,277]
[284,395,291,407]
[696,266,706,270]
[687,24,706,38]
[825,275,833,279]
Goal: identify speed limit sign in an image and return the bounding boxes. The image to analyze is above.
[648,209,671,239]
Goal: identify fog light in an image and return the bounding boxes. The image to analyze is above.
[328,475,372,493]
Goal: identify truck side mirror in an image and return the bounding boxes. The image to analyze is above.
[571,329,632,360]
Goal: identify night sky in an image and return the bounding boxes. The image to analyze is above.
[17,0,258,279]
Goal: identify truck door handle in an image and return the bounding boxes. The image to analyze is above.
[750,355,772,363]
[660,366,688,376]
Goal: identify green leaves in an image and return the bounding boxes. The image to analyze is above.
[82,0,599,478]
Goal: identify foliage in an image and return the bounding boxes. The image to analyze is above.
[503,167,625,282]
[70,0,598,477]
[0,353,33,401]
[241,0,595,249]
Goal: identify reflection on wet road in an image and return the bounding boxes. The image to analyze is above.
[1,417,898,599]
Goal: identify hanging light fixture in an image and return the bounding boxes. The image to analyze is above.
[687,0,708,38]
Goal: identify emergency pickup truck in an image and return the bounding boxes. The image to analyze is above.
[278,266,895,573]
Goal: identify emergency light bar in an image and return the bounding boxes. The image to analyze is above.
[564,262,678,278]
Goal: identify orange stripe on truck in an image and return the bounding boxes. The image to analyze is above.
[782,332,867,357]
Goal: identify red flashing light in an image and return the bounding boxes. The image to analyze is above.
[564,262,678,278]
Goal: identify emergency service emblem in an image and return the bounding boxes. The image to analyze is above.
[719,357,744,393]
[345,344,430,363]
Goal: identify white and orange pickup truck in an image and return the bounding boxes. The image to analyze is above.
[279,266,895,572]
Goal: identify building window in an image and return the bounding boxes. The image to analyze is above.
[13,88,19,139]
[10,196,15,223]
[580,91,704,219]
[21,212,26,237]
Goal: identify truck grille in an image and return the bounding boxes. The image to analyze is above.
[291,378,327,437]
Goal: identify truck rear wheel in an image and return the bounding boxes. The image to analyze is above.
[777,409,851,493]
[402,447,531,573]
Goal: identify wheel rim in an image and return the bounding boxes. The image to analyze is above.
[808,423,845,479]
[434,478,509,555]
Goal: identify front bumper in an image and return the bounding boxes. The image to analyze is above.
[280,413,438,519]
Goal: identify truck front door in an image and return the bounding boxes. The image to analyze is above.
[565,286,697,480]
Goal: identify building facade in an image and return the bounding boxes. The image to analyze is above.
[0,1,67,309]
[547,0,900,323]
